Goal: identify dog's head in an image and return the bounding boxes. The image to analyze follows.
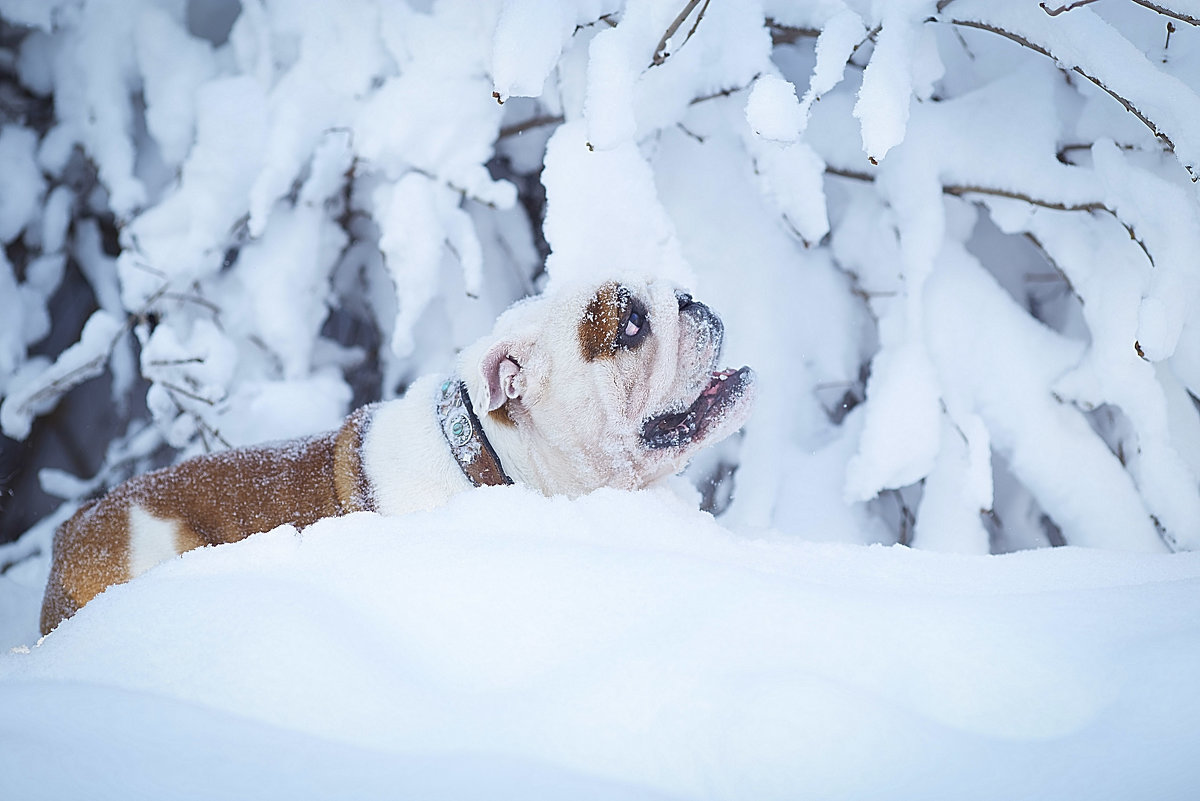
[460,277,755,495]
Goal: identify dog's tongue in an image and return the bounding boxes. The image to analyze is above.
[702,369,739,397]
[642,367,750,449]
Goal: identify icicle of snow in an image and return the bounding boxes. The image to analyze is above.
[582,25,640,150]
[491,0,579,101]
[844,341,942,502]
[796,8,866,134]
[744,75,830,243]
[913,415,992,554]
[853,0,941,165]
[748,138,830,244]
[1090,140,1200,363]
[374,174,449,359]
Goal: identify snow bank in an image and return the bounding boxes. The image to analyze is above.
[3,488,1198,800]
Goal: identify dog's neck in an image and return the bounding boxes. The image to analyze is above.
[435,378,513,488]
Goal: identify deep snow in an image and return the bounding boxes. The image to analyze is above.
[3,487,1199,800]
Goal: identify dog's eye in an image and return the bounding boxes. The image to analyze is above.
[617,300,650,349]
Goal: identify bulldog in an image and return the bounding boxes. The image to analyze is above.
[40,277,755,634]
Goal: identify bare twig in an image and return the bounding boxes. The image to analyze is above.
[196,418,231,452]
[828,166,1163,278]
[17,353,110,410]
[495,75,761,143]
[676,123,706,144]
[1040,0,1101,16]
[690,73,762,105]
[160,291,222,316]
[161,382,219,406]
[128,259,167,278]
[1023,233,1078,296]
[1119,221,1156,267]
[684,0,711,42]
[1133,1,1198,26]
[823,166,1108,213]
[499,114,565,139]
[651,0,708,66]
[766,19,820,45]
[942,183,1108,212]
[0,545,42,575]
[1056,141,1141,162]
[146,357,204,367]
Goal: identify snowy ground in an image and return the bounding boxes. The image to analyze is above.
[3,487,1199,800]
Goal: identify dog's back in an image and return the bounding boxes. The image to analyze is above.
[40,421,370,634]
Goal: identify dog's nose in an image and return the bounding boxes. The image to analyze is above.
[676,291,694,311]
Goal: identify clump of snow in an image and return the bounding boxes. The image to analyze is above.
[844,341,942,500]
[853,0,943,165]
[745,74,803,143]
[795,8,865,131]
[542,120,692,289]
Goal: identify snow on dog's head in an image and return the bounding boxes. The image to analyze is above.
[460,277,755,496]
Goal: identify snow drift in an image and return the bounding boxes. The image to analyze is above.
[3,487,1200,800]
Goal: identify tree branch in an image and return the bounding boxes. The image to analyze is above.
[651,0,709,66]
[499,114,565,139]
[824,166,1109,213]
[766,19,820,46]
[940,16,1191,179]
[1130,0,1199,26]
[1039,0,1101,16]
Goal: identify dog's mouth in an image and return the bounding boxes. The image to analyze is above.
[641,367,754,450]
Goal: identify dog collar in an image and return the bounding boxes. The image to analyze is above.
[435,378,514,488]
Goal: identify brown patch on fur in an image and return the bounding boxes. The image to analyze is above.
[39,497,125,636]
[174,520,206,554]
[488,404,516,427]
[40,409,382,635]
[578,281,627,361]
[334,403,376,512]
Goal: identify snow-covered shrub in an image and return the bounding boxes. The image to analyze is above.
[1,0,1199,553]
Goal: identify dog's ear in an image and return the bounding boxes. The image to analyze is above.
[477,340,527,412]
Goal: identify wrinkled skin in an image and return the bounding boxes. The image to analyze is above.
[462,276,756,496]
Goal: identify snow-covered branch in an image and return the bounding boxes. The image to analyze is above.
[2,0,1199,553]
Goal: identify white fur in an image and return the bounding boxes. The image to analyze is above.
[127,505,183,579]
[360,278,754,509]
[361,375,472,516]
[460,276,754,497]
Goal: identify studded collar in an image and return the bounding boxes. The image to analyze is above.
[435,378,514,488]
